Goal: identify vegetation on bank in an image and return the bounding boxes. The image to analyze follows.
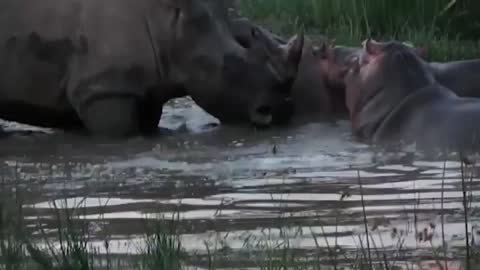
[236,0,480,61]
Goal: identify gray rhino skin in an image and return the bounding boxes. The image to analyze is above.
[0,0,304,138]
[230,17,286,47]
[229,18,341,123]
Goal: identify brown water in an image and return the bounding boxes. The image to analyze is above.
[1,97,479,268]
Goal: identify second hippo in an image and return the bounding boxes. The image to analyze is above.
[344,39,480,153]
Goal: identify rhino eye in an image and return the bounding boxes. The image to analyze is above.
[235,37,251,49]
[222,54,248,82]
[274,77,295,93]
[251,27,258,38]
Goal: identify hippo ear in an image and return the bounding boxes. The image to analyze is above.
[402,41,428,58]
[415,47,428,58]
[283,31,304,67]
[312,42,328,59]
[363,38,382,56]
[327,38,336,48]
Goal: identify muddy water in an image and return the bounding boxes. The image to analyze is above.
[1,97,479,266]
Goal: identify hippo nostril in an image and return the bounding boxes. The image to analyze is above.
[250,105,274,127]
[256,105,272,116]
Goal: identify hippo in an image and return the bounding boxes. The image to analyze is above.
[317,43,480,102]
[311,43,363,119]
[0,0,304,139]
[315,43,431,117]
[315,44,360,93]
[290,40,344,122]
[429,59,480,98]
[344,39,480,153]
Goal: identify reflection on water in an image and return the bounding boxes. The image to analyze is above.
[0,97,479,267]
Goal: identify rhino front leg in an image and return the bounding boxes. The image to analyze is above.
[138,92,165,136]
[139,85,188,135]
[80,97,141,139]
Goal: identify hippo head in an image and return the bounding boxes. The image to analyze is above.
[289,38,338,118]
[344,38,434,136]
[314,43,361,91]
[170,1,303,127]
[303,41,361,117]
[313,42,426,91]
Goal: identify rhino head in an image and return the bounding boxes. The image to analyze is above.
[165,0,304,127]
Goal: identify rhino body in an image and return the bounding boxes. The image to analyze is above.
[0,0,303,138]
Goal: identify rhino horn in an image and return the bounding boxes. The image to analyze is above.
[282,31,304,69]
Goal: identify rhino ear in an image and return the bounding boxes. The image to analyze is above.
[283,31,304,67]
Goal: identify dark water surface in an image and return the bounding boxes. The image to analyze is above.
[0,97,479,268]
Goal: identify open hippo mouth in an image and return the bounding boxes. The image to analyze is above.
[256,105,272,116]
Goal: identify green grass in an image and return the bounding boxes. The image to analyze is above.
[236,0,480,39]
[0,196,188,270]
[0,192,478,270]
[0,195,27,270]
[26,199,96,270]
[136,214,186,270]
[236,0,480,61]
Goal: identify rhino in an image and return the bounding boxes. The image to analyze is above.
[0,0,304,138]
[229,17,343,123]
